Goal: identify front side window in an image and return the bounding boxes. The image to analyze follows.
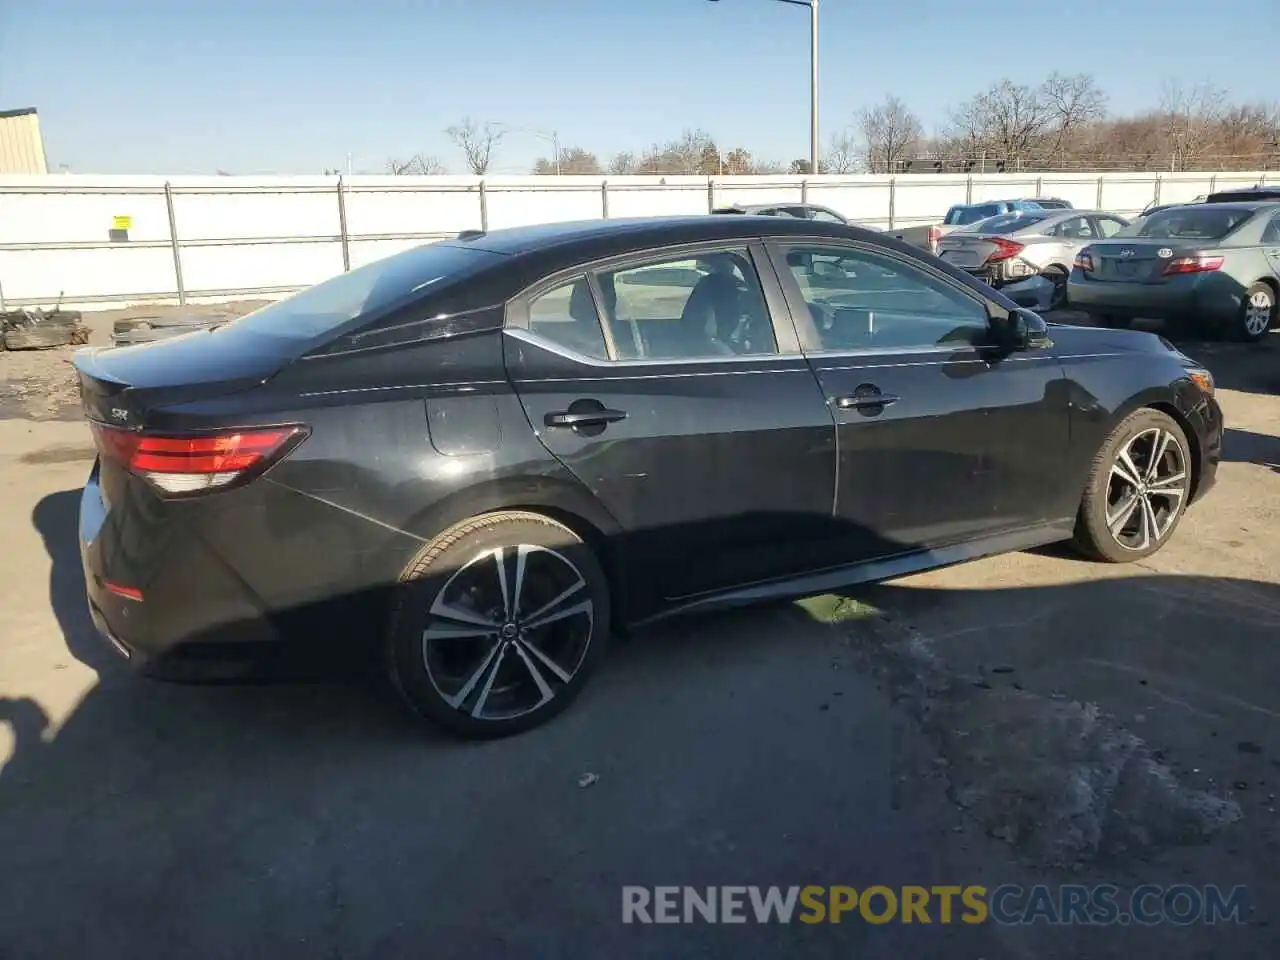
[595,248,778,360]
[781,245,989,352]
[527,276,610,359]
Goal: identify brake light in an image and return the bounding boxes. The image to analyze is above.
[1161,255,1224,276]
[927,226,943,253]
[91,424,306,495]
[1074,251,1094,272]
[986,237,1025,263]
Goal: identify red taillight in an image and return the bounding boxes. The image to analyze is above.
[927,226,943,253]
[986,238,1025,263]
[1160,255,1224,276]
[1074,251,1094,272]
[91,424,305,495]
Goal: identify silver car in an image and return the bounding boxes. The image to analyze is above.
[935,209,1131,309]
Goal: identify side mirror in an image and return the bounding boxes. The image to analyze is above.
[1006,307,1052,350]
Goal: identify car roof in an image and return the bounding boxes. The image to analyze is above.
[440,215,872,258]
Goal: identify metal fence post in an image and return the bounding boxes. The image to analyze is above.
[336,177,351,272]
[479,180,489,231]
[887,177,896,231]
[601,180,609,218]
[707,178,715,213]
[1095,175,1104,209]
[1153,174,1162,206]
[163,181,186,305]
[1209,174,1217,194]
[0,276,7,312]
[965,175,973,204]
[800,179,808,204]
[1035,175,1043,198]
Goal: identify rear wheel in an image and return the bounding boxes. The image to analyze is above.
[1071,408,1192,563]
[1233,282,1276,343]
[386,511,611,739]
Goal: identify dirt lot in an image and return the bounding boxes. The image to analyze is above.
[1,307,1279,958]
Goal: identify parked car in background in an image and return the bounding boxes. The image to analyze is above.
[890,198,1049,255]
[1205,186,1280,204]
[75,214,1222,738]
[936,209,1131,310]
[1134,197,1205,222]
[1020,197,1074,210]
[1068,201,1280,342]
[712,202,869,228]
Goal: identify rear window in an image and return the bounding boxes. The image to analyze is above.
[945,204,1003,226]
[220,242,504,340]
[957,213,1047,234]
[1134,207,1254,240]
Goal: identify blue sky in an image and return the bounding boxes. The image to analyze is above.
[1,0,1272,174]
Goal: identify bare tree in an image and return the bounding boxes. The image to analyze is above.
[387,154,446,175]
[446,117,506,174]
[608,151,637,175]
[949,80,1054,170]
[1042,72,1108,163]
[638,129,718,174]
[858,96,923,173]
[1161,80,1227,170]
[533,147,602,175]
[723,147,754,174]
[824,129,860,174]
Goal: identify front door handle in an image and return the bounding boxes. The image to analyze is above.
[544,408,628,428]
[835,392,900,411]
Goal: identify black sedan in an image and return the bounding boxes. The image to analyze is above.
[75,215,1223,738]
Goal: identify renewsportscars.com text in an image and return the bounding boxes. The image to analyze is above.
[621,884,1249,926]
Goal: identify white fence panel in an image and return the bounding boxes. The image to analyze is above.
[1,170,1274,309]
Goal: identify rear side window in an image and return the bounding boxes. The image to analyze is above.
[528,277,610,359]
[946,204,1003,226]
[959,213,1046,234]
[222,242,503,340]
[1262,214,1280,244]
[1136,207,1253,240]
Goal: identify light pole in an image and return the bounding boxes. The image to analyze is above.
[708,0,818,174]
[493,122,562,174]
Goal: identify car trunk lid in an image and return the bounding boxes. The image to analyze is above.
[1080,240,1210,283]
[73,325,294,428]
[936,234,1005,269]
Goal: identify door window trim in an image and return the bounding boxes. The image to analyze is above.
[505,238,805,366]
[763,237,1003,357]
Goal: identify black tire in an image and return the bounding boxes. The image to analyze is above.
[386,510,611,739]
[1232,281,1277,343]
[1071,408,1193,563]
[1041,266,1069,311]
[3,326,74,350]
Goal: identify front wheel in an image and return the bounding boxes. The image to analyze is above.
[1071,408,1192,563]
[1234,282,1276,343]
[386,511,611,739]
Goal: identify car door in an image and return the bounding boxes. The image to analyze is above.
[1261,212,1280,277]
[503,240,842,613]
[765,238,1072,553]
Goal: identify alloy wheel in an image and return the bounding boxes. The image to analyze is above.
[1105,427,1188,552]
[1244,289,1274,338]
[421,544,594,721]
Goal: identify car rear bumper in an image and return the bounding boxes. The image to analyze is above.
[77,459,407,680]
[1066,272,1242,324]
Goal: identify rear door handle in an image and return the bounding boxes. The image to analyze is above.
[835,393,899,410]
[544,409,628,428]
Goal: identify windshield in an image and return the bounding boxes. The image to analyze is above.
[945,203,1003,226]
[1133,207,1254,240]
[957,213,1048,235]
[220,242,504,339]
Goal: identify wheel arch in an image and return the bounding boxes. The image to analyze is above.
[1144,400,1203,500]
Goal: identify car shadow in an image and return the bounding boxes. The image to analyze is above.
[1224,428,1280,473]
